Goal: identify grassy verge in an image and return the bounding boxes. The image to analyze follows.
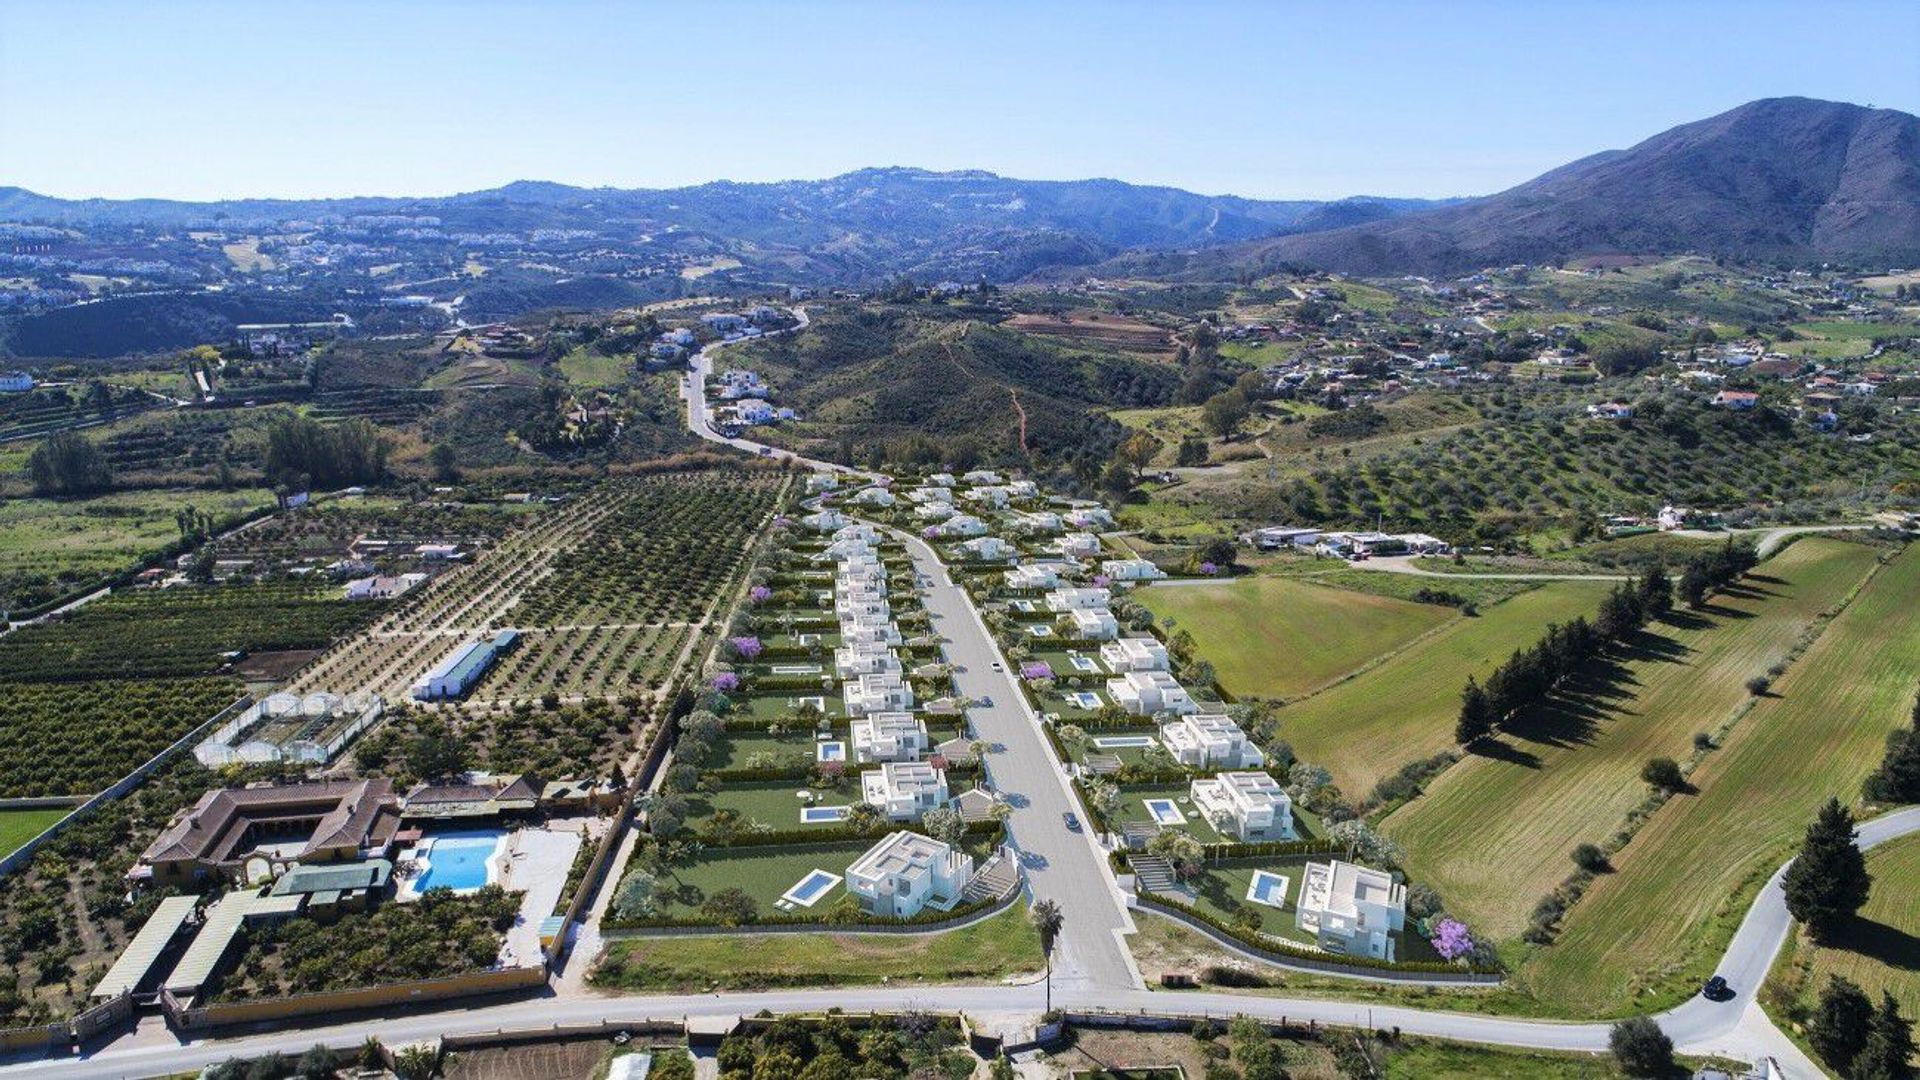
[0,807,68,859]
[590,902,1040,991]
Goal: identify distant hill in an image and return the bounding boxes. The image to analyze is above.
[1115,98,1920,277]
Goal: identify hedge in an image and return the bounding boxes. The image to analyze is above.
[1137,892,1502,978]
[750,676,839,694]
[685,818,1005,850]
[1202,839,1341,860]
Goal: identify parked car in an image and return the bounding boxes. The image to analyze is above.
[990,661,1004,672]
[1062,811,1081,832]
[1702,975,1731,1001]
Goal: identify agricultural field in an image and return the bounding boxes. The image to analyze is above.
[1138,575,1453,700]
[1524,542,1920,1016]
[0,582,381,682]
[1383,538,1880,945]
[1280,580,1615,795]
[0,487,273,614]
[1768,833,1920,1026]
[1002,309,1175,355]
[0,807,69,859]
[353,695,655,780]
[0,677,241,796]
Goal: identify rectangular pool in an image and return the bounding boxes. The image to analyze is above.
[800,804,850,824]
[1069,691,1103,709]
[780,868,843,907]
[1143,799,1186,827]
[1246,869,1291,909]
[1070,656,1100,672]
[773,664,822,676]
[1094,735,1156,749]
[1026,624,1054,637]
[816,741,846,762]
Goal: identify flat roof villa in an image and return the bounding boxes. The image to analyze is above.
[1190,771,1295,841]
[1069,607,1121,640]
[845,830,975,918]
[1056,532,1102,558]
[1006,564,1059,590]
[1045,587,1111,612]
[136,779,401,885]
[1100,637,1169,673]
[1101,558,1167,582]
[1296,859,1407,961]
[841,616,903,646]
[802,509,847,532]
[1159,712,1265,769]
[845,672,914,716]
[850,711,928,763]
[1107,670,1195,716]
[835,641,903,679]
[860,760,949,820]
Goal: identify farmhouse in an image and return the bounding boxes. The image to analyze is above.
[1189,771,1295,841]
[1296,859,1407,961]
[1106,670,1196,716]
[400,772,545,820]
[1159,712,1265,768]
[134,779,402,885]
[1099,636,1169,673]
[844,672,914,716]
[850,711,929,763]
[1245,526,1320,550]
[1586,401,1635,420]
[0,371,36,392]
[1101,558,1166,582]
[1713,389,1760,410]
[860,761,950,820]
[845,830,975,917]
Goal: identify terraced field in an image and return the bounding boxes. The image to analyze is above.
[1526,542,1919,1016]
[1138,575,1452,701]
[1383,538,1881,944]
[1281,580,1614,794]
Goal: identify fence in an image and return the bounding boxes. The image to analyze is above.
[193,691,383,767]
[0,992,132,1052]
[167,964,548,1031]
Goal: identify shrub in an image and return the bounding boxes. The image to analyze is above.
[1571,843,1610,873]
[1608,1017,1673,1077]
[1641,757,1685,792]
[1745,675,1772,696]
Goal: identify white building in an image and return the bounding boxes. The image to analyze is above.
[1107,670,1196,716]
[1056,532,1102,558]
[845,830,974,917]
[834,594,889,621]
[1068,607,1121,640]
[849,712,929,763]
[1190,771,1295,841]
[860,761,949,820]
[845,673,914,716]
[1247,527,1321,550]
[342,572,427,601]
[806,472,840,494]
[1159,712,1265,768]
[841,615,903,647]
[925,472,956,487]
[1044,587,1112,613]
[802,509,848,532]
[933,515,987,538]
[961,469,1002,485]
[0,372,35,393]
[1099,637,1169,673]
[1066,507,1116,530]
[964,486,1010,509]
[835,641,903,679]
[1101,558,1167,582]
[851,487,896,508]
[1005,564,1059,591]
[1296,860,1407,961]
[909,485,955,505]
[1012,511,1063,535]
[956,536,1015,561]
[1007,480,1039,499]
[832,523,882,545]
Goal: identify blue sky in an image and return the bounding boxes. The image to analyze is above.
[3,1,1916,202]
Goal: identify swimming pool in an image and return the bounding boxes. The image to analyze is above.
[1143,799,1186,826]
[800,805,850,824]
[1246,869,1291,909]
[1094,734,1156,749]
[1069,691,1103,709]
[780,868,843,907]
[817,741,846,762]
[1070,656,1100,672]
[408,832,505,896]
[1027,624,1054,637]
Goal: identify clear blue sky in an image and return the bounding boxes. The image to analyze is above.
[3,0,1916,202]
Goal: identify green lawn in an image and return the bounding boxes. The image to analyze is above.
[0,807,68,859]
[1281,581,1614,795]
[1384,538,1881,946]
[1523,542,1919,1016]
[693,781,859,832]
[557,347,636,388]
[1381,1039,1629,1079]
[1769,832,1920,1026]
[1138,576,1452,700]
[646,841,874,917]
[592,901,1041,991]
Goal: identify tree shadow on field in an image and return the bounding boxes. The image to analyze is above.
[1717,580,1781,603]
[1827,915,1920,973]
[1611,628,1694,665]
[1654,608,1715,633]
[1465,737,1542,770]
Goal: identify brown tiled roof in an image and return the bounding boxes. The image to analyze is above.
[142,779,399,868]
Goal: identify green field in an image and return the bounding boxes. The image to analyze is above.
[1281,580,1615,795]
[1383,538,1880,944]
[1770,833,1920,1025]
[592,902,1040,991]
[0,807,68,859]
[1523,542,1919,1015]
[557,346,635,388]
[1138,576,1452,700]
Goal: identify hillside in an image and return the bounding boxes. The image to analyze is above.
[1120,98,1920,276]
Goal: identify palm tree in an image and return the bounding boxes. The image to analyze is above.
[1031,898,1064,1012]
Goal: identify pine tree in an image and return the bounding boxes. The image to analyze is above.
[1679,560,1712,608]
[1864,691,1920,804]
[1808,976,1874,1074]
[1851,992,1917,1080]
[1782,798,1873,941]
[1456,676,1495,744]
[1638,564,1674,619]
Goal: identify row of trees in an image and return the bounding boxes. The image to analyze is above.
[263,414,390,490]
[1677,542,1760,608]
[1455,566,1674,744]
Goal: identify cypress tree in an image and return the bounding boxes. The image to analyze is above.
[1852,992,1917,1080]
[1782,797,1873,941]
[1638,564,1674,618]
[1864,692,1920,804]
[1457,676,1494,744]
[1808,976,1874,1074]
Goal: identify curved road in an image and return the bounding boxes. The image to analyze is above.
[15,360,1901,1077]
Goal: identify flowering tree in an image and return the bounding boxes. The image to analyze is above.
[728,636,764,661]
[922,526,941,540]
[1091,575,1111,588]
[710,672,741,693]
[1021,660,1055,681]
[927,754,949,771]
[1431,917,1474,961]
[1198,561,1220,576]
[748,585,773,605]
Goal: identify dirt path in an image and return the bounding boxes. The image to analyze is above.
[941,334,1031,463]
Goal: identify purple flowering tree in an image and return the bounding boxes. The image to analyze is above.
[1091,575,1111,588]
[1198,561,1219,576]
[729,636,764,661]
[1430,917,1473,961]
[1020,661,1055,681]
[748,585,773,605]
[922,526,941,540]
[710,672,741,693]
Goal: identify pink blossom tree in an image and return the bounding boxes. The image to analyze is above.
[729,636,764,661]
[1431,917,1473,961]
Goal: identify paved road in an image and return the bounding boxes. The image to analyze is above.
[680,306,861,477]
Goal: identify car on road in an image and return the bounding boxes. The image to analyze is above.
[1701,975,1731,1001]
[757,446,773,456]
[1062,811,1081,832]
[990,661,1003,672]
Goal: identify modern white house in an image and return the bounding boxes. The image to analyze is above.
[961,469,1002,485]
[844,673,915,716]
[1101,558,1167,582]
[1056,532,1102,558]
[0,372,36,393]
[833,523,883,545]
[1044,587,1112,613]
[1190,771,1295,841]
[805,473,840,494]
[1005,564,1059,590]
[835,641,903,679]
[841,618,904,647]
[909,485,955,505]
[926,472,956,488]
[1066,507,1116,530]
[914,501,958,522]
[802,509,848,532]
[851,487,897,508]
[819,537,878,562]
[860,761,949,820]
[1068,607,1121,640]
[834,594,889,621]
[955,536,1015,561]
[1011,511,1063,535]
[1099,636,1169,672]
[1007,480,1039,499]
[849,711,929,763]
[1159,712,1265,768]
[963,486,1010,508]
[1107,670,1196,716]
[845,830,975,918]
[1296,859,1407,961]
[933,515,987,538]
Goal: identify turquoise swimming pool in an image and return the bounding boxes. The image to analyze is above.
[413,832,503,893]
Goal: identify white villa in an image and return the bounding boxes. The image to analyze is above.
[956,536,1015,561]
[1190,771,1295,841]
[1296,860,1407,961]
[834,594,889,621]
[844,672,914,716]
[1012,511,1064,535]
[1056,532,1102,558]
[860,761,949,820]
[1159,712,1265,768]
[1007,480,1039,499]
[845,830,975,918]
[806,473,840,494]
[1066,507,1116,530]
[961,469,1002,485]
[1107,670,1196,716]
[851,488,897,508]
[934,515,987,538]
[833,523,882,545]
[835,642,903,679]
[801,509,848,532]
[909,485,955,505]
[926,472,955,487]
[914,501,958,522]
[850,711,929,763]
[841,616,903,647]
[1101,558,1167,582]
[963,486,1010,508]
[819,537,878,563]
[1005,564,1059,590]
[1045,587,1112,613]
[1068,608,1121,640]
[1099,636,1169,672]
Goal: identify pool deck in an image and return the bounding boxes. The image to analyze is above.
[499,827,582,967]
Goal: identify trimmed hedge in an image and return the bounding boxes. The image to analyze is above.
[1202,838,1341,860]
[685,818,1005,850]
